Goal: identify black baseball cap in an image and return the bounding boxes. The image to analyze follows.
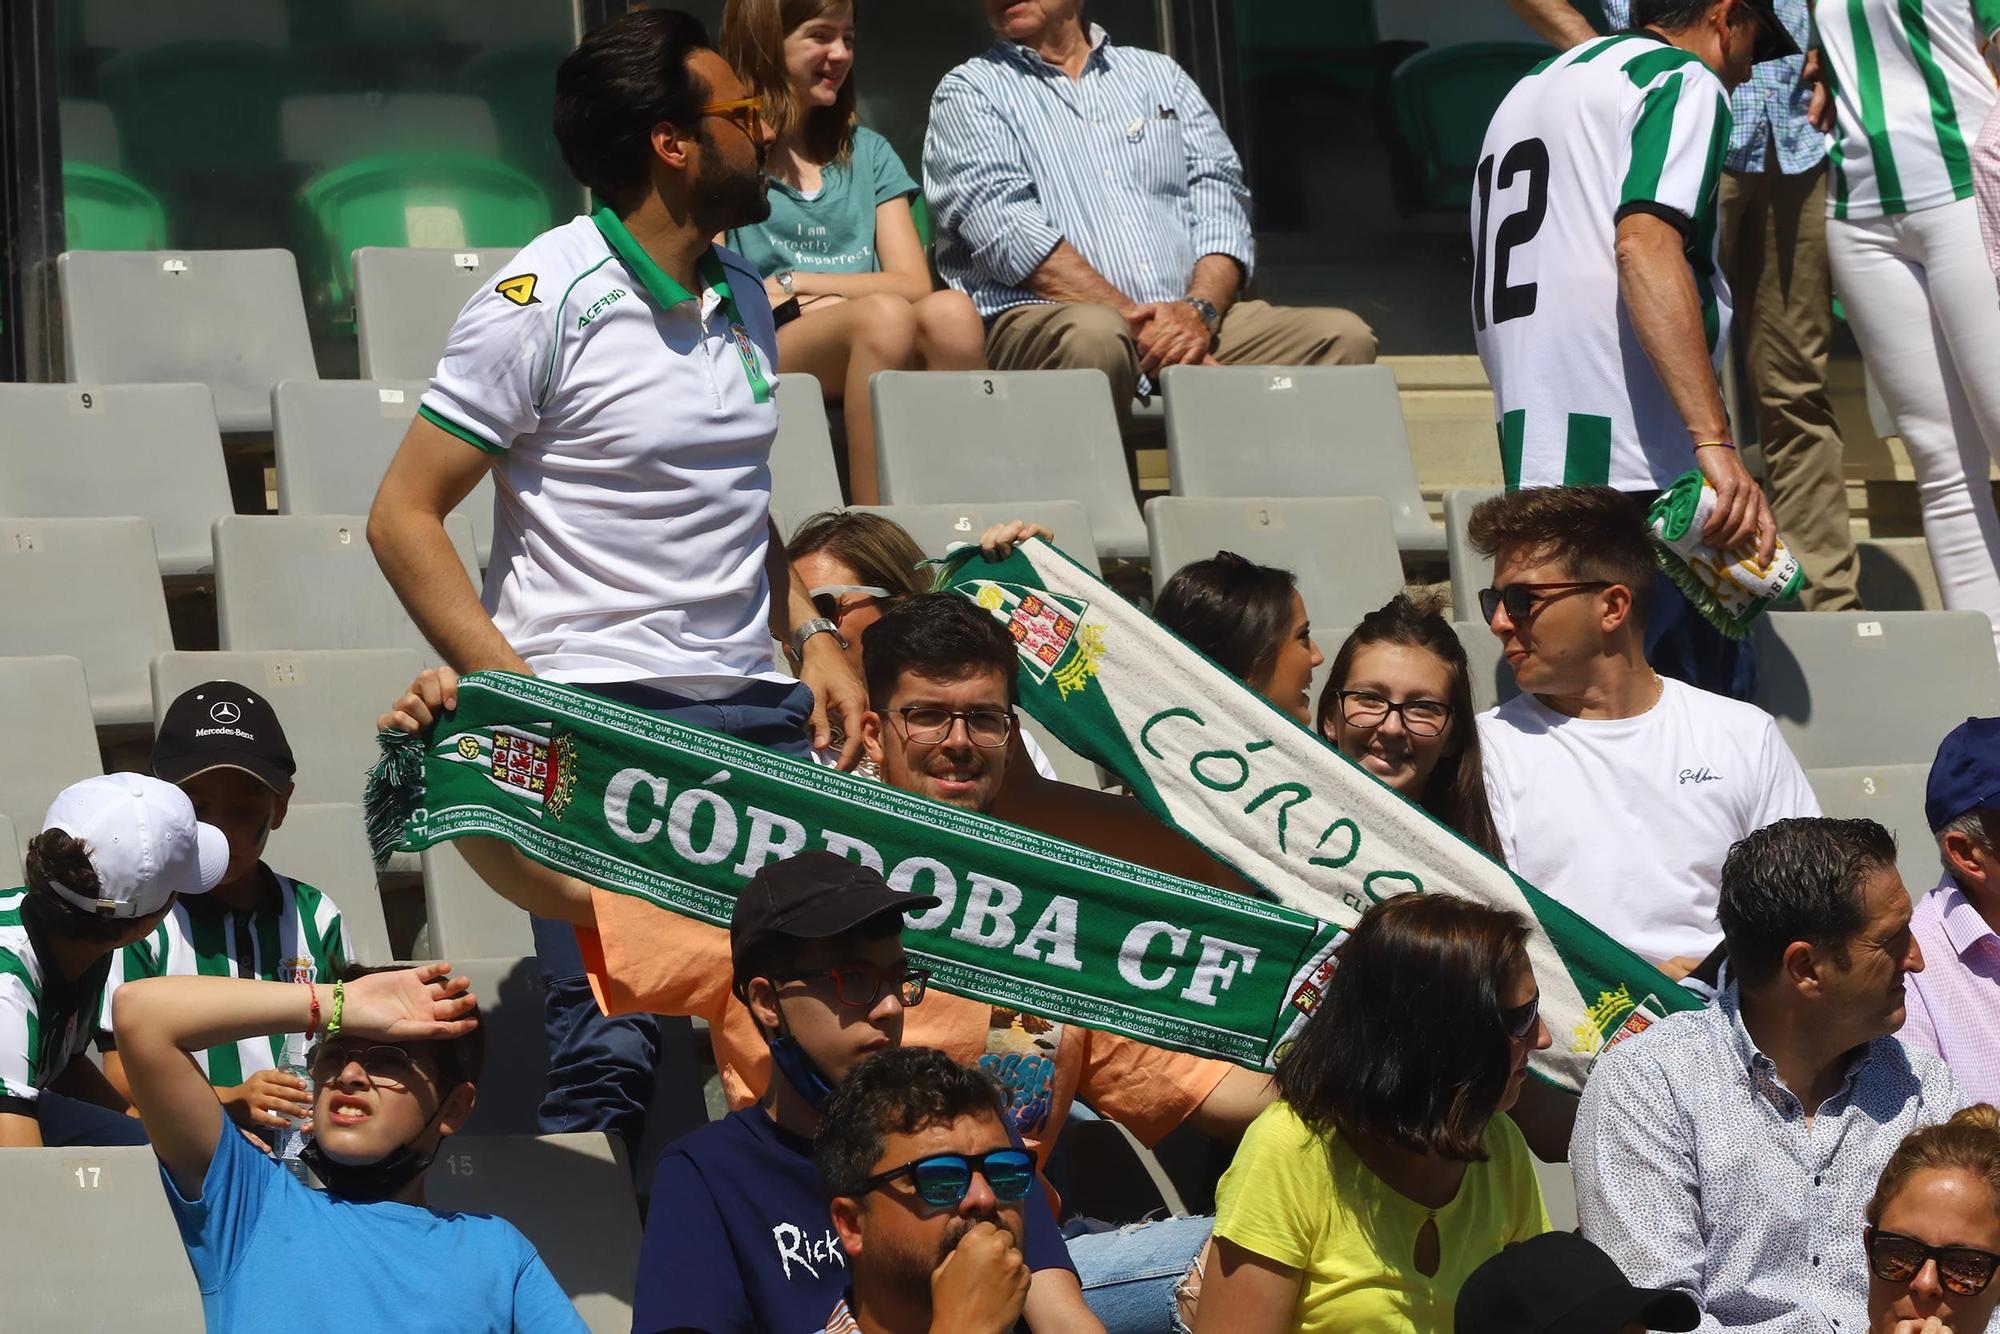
[729,851,941,993]
[152,681,297,794]
[1457,1233,1700,1334]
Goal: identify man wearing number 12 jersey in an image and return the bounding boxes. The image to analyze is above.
[1471,0,1793,697]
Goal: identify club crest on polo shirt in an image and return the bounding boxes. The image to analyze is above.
[964,581,1104,698]
[437,724,578,820]
[495,273,540,306]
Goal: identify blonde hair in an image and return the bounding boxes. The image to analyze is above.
[719,0,857,164]
[1867,1104,2000,1226]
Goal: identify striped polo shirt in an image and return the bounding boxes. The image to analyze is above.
[98,866,344,1087]
[0,889,113,1109]
[419,208,787,699]
[1473,33,1733,491]
[1818,0,2000,219]
[922,24,1255,320]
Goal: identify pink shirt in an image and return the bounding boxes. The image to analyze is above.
[1901,880,2000,1105]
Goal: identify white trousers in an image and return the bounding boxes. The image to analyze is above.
[1829,197,2000,657]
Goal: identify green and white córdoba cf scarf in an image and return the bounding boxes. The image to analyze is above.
[935,538,1696,1091]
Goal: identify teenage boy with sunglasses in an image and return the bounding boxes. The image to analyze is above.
[1466,485,1817,985]
[114,962,588,1332]
[633,852,1099,1334]
[815,1046,1039,1334]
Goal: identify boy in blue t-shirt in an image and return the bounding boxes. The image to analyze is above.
[632,851,1096,1334]
[115,962,586,1333]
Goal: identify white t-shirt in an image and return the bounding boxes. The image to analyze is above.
[421,210,787,698]
[1478,677,1820,964]
[1473,33,1733,491]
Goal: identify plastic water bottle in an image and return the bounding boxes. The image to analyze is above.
[274,1032,312,1184]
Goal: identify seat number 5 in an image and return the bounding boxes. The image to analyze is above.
[1472,137,1549,331]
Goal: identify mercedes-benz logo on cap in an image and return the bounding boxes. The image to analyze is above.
[209,700,242,725]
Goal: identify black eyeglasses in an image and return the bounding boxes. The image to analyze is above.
[853,1148,1037,1208]
[776,963,930,1009]
[1477,581,1613,625]
[894,706,1012,748]
[1501,992,1541,1040]
[1331,690,1455,737]
[307,1041,426,1090]
[1865,1227,2000,1296]
[809,583,895,622]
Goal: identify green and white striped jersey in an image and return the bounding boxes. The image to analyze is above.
[1472,34,1733,491]
[1819,0,2000,219]
[98,867,344,1088]
[0,889,109,1105]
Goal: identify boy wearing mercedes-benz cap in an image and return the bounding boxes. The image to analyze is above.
[0,773,228,1147]
[96,681,348,1141]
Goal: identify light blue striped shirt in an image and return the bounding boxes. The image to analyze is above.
[1601,0,1826,174]
[921,24,1254,321]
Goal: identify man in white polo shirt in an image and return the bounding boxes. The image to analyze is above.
[368,9,866,1152]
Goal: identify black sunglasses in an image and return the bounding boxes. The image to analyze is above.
[1866,1226,2000,1296]
[854,1148,1036,1209]
[1477,581,1613,625]
[1501,992,1541,1040]
[775,963,930,1009]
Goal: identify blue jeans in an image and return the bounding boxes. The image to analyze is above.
[1067,1214,1213,1334]
[533,678,814,1149]
[36,1089,150,1146]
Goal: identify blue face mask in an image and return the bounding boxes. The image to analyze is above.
[766,1032,838,1111]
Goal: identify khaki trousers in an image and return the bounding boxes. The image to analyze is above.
[1721,152,1860,610]
[984,298,1378,410]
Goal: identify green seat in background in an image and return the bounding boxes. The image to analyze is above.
[909,193,933,251]
[1389,42,1552,214]
[297,151,552,318]
[63,162,168,251]
[96,42,301,180]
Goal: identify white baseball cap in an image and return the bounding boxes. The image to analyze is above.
[39,773,229,919]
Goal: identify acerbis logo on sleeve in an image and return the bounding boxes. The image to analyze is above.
[495,274,540,306]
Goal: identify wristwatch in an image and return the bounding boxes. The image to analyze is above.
[775,269,796,298]
[790,616,845,660]
[1183,296,1221,334]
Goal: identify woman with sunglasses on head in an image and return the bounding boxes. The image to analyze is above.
[720,0,987,504]
[1316,593,1502,860]
[1153,553,1323,725]
[1866,1104,2000,1334]
[1193,892,1551,1334]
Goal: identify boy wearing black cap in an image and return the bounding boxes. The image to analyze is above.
[97,681,347,1143]
[631,849,1100,1334]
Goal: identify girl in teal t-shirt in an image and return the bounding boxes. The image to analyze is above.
[722,0,986,504]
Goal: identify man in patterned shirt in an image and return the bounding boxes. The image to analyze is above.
[922,0,1375,412]
[1573,817,1963,1331]
[1510,0,1860,613]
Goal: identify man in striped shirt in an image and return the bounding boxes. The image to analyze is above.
[97,682,346,1141]
[922,0,1376,412]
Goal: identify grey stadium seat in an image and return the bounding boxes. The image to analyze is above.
[850,500,1101,575]
[1146,496,1407,633]
[263,802,393,965]
[1445,486,1503,622]
[57,249,317,433]
[1807,765,1944,902]
[213,513,475,660]
[769,373,847,523]
[428,1133,641,1334]
[1753,611,2000,769]
[871,369,1147,559]
[0,658,101,864]
[274,378,496,566]
[0,383,232,577]
[152,649,424,806]
[1855,536,1943,612]
[354,247,520,381]
[442,956,549,1136]
[0,815,19,888]
[424,843,536,959]
[1160,364,1447,557]
[0,1147,207,1332]
[1535,1156,1579,1233]
[0,517,173,726]
[280,93,499,167]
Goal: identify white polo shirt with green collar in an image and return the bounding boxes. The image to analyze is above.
[419,208,788,697]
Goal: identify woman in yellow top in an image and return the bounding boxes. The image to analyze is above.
[1196,892,1554,1333]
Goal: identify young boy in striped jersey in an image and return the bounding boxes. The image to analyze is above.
[1,774,228,1147]
[98,682,346,1142]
